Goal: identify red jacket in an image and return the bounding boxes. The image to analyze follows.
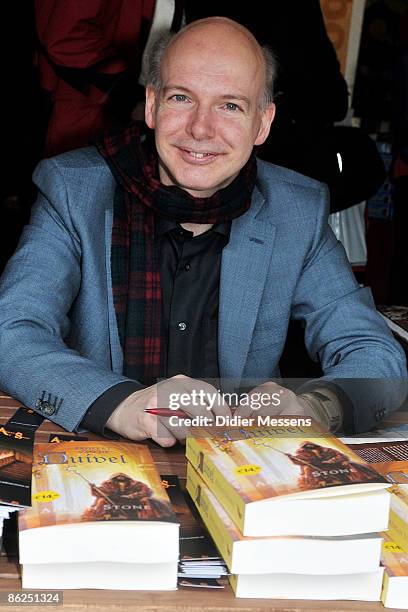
[35,0,156,154]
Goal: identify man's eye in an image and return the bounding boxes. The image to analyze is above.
[171,94,188,102]
[225,102,240,111]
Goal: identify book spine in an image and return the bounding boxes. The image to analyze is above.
[185,437,246,532]
[186,463,234,570]
[388,510,408,552]
[228,573,238,595]
[388,492,408,551]
[380,570,390,607]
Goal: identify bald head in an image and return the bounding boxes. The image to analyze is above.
[170,17,263,61]
[147,17,276,110]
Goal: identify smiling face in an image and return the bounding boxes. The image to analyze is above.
[145,20,275,198]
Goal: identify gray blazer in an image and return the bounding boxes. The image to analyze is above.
[0,148,406,433]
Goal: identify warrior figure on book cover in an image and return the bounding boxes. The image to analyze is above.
[289,442,381,488]
[82,472,174,521]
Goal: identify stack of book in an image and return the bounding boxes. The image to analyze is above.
[346,437,408,607]
[160,474,228,589]
[18,441,179,590]
[185,422,391,600]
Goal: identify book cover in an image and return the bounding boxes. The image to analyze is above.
[381,534,408,609]
[20,441,177,531]
[186,422,388,535]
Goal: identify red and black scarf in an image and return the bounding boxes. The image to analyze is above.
[95,121,256,386]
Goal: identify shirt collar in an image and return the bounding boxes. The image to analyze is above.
[156,217,231,240]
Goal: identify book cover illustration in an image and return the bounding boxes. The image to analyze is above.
[187,424,386,502]
[348,440,408,487]
[0,425,34,508]
[19,442,176,530]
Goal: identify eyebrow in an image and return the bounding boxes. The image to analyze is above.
[163,86,251,106]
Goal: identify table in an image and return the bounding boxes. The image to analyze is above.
[0,392,406,612]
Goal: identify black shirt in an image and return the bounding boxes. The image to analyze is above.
[80,219,231,435]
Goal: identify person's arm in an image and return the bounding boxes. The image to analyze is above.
[80,381,145,437]
[291,185,407,433]
[0,157,145,433]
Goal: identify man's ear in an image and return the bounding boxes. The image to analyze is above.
[145,86,157,129]
[254,103,276,146]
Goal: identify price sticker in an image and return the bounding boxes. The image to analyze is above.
[235,464,261,476]
[33,490,60,503]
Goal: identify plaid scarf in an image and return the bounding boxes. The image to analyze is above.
[95,121,257,386]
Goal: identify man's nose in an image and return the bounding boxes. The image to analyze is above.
[187,104,216,141]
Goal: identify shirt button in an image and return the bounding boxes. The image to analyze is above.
[178,322,187,331]
[178,229,184,237]
[184,262,191,271]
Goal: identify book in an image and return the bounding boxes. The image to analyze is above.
[19,441,179,590]
[185,423,390,536]
[187,462,383,575]
[178,577,224,589]
[381,534,408,609]
[21,561,178,590]
[341,424,408,444]
[228,569,384,600]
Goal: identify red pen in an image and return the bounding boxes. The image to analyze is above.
[144,408,189,418]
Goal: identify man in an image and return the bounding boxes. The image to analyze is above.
[0,18,406,445]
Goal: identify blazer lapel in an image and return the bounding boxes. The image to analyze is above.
[105,206,124,374]
[219,186,276,380]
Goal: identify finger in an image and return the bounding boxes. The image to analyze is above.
[144,413,178,447]
[236,382,284,417]
[233,404,254,418]
[168,377,232,417]
[158,415,189,444]
[180,379,230,417]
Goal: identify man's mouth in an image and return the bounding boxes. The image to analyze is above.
[189,151,211,159]
[178,147,221,162]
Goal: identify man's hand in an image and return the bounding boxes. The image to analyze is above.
[106,374,231,446]
[234,381,309,419]
[234,381,342,431]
